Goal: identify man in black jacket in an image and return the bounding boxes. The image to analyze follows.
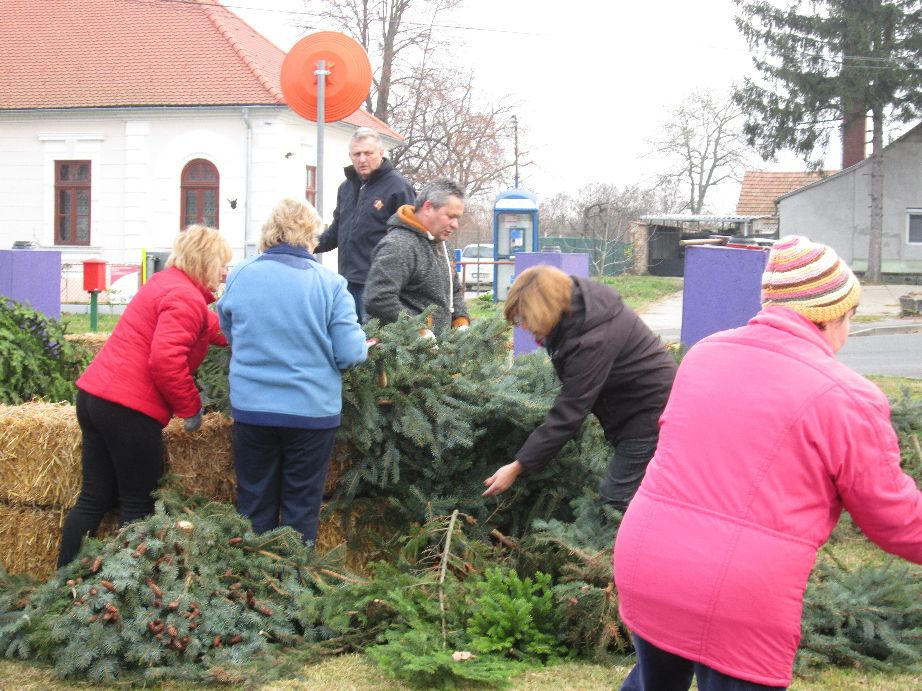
[314,127,415,320]
[482,265,676,511]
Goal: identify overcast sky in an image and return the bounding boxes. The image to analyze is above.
[228,0,839,212]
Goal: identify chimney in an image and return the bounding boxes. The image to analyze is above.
[841,109,866,168]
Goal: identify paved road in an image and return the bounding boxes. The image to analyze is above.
[839,329,922,378]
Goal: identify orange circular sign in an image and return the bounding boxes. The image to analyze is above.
[280,32,373,122]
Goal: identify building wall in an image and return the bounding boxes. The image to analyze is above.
[0,107,356,275]
[778,130,922,273]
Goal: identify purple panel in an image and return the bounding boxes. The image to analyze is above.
[680,245,767,348]
[0,250,62,319]
[513,252,590,357]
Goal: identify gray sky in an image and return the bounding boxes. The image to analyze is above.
[230,0,844,212]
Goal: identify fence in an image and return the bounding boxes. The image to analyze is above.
[538,236,630,277]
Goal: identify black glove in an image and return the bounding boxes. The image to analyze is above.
[183,408,203,432]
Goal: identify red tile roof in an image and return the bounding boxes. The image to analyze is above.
[735,171,834,216]
[0,0,400,138]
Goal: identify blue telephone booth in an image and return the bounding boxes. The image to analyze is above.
[493,189,538,300]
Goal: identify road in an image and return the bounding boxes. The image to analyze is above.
[838,329,922,378]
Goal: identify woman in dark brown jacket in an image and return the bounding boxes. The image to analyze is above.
[482,265,676,510]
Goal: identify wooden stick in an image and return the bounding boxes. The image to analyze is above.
[439,509,459,649]
[490,528,518,551]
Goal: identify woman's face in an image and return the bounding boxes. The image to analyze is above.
[823,308,855,353]
[208,263,229,292]
[517,316,547,342]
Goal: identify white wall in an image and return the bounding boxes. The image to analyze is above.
[0,107,357,274]
[779,129,922,272]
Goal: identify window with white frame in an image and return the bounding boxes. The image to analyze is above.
[908,210,922,244]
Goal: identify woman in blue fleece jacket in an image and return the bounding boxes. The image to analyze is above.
[218,198,368,543]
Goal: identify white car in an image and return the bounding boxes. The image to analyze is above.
[461,243,494,290]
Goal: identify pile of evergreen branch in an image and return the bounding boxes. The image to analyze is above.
[0,488,353,684]
[199,311,612,542]
[1,308,917,685]
[0,299,88,404]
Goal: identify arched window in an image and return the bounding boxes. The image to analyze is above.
[180,159,219,229]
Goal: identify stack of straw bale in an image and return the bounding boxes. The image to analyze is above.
[0,403,373,579]
[0,402,83,577]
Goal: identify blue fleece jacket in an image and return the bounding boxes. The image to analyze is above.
[217,244,368,429]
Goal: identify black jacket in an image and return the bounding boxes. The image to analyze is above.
[516,276,676,471]
[314,158,415,285]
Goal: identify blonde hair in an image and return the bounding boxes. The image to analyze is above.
[259,198,321,252]
[503,265,573,336]
[166,224,232,290]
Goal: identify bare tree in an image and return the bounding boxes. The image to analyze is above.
[571,184,660,276]
[389,67,518,198]
[301,0,523,201]
[649,90,754,213]
[538,192,581,237]
[300,0,461,123]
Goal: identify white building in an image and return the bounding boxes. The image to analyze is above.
[0,0,402,300]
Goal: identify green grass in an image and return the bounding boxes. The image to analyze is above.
[60,312,121,334]
[867,375,922,398]
[2,651,918,690]
[598,274,683,310]
[468,274,684,321]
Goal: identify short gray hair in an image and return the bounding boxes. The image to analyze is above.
[415,178,465,209]
[350,127,382,146]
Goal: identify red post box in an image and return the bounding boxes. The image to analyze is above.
[82,259,108,292]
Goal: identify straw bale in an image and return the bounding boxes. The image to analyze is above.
[315,503,395,576]
[163,413,236,504]
[324,443,358,498]
[0,402,82,507]
[65,332,109,359]
[0,501,117,579]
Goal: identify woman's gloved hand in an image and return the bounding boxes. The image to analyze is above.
[183,409,203,432]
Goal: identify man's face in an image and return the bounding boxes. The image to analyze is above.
[349,137,384,179]
[418,196,464,242]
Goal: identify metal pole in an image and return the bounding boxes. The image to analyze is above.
[315,60,330,218]
[89,291,98,332]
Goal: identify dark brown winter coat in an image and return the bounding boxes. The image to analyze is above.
[515,277,676,471]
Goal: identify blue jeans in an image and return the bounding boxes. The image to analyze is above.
[598,436,658,511]
[347,281,366,323]
[232,422,337,544]
[620,634,787,691]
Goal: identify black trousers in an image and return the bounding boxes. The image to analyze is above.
[57,390,164,567]
[620,634,787,691]
[599,435,659,511]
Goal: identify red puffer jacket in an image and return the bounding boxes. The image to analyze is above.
[77,267,226,426]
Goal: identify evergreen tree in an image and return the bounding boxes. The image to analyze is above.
[733,0,922,280]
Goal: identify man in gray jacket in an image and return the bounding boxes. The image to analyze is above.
[364,178,470,335]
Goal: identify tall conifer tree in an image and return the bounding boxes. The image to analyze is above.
[734,0,922,280]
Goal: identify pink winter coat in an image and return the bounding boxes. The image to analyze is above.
[77,267,225,426]
[614,306,922,687]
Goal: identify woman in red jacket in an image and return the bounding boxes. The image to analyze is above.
[614,235,922,690]
[57,225,232,567]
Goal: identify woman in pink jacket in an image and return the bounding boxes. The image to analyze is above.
[614,235,922,690]
[57,225,232,567]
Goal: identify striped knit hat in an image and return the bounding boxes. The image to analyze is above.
[761,235,860,322]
